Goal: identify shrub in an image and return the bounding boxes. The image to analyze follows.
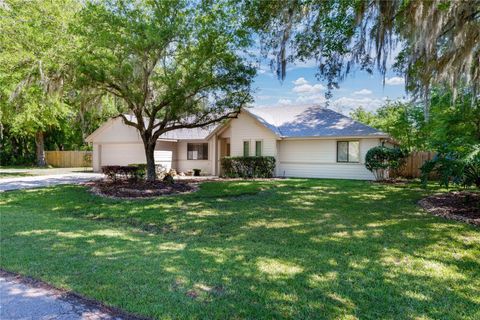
[365,146,407,181]
[221,156,276,178]
[128,163,147,180]
[193,168,201,176]
[101,165,142,181]
[163,173,174,184]
[421,145,480,188]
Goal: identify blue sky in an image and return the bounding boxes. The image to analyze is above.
[251,60,407,116]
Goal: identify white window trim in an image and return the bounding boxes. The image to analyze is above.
[336,140,360,163]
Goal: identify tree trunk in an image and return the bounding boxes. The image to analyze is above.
[145,141,156,181]
[35,131,47,167]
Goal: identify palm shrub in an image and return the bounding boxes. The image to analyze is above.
[421,145,480,188]
[365,146,407,181]
[221,156,276,178]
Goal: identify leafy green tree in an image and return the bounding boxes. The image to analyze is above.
[74,0,256,180]
[426,88,480,150]
[350,102,426,151]
[246,0,480,115]
[0,0,79,166]
[349,107,377,127]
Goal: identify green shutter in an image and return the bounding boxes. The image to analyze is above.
[243,141,249,157]
[255,141,262,156]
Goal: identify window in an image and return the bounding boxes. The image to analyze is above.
[337,141,360,163]
[255,140,262,156]
[243,141,250,157]
[187,143,208,160]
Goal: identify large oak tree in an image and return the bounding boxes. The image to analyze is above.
[246,0,479,119]
[74,0,256,180]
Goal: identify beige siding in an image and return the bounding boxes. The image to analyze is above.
[175,140,214,174]
[91,118,181,172]
[92,144,101,172]
[93,118,143,143]
[277,138,381,180]
[100,143,146,167]
[228,112,278,157]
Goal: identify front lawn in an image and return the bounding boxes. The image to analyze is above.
[1,179,479,319]
[0,172,32,178]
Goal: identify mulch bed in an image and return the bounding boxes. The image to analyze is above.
[86,180,198,199]
[419,191,480,226]
[372,178,410,185]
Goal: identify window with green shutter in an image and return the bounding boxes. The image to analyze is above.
[255,140,262,156]
[243,141,250,157]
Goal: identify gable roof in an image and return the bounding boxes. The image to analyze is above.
[244,105,387,138]
[87,105,387,143]
[85,114,215,143]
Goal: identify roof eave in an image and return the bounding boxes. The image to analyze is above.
[281,134,390,140]
[240,107,282,138]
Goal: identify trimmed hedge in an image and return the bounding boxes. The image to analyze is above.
[101,165,138,181]
[221,156,276,178]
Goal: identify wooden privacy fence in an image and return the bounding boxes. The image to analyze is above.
[45,151,92,168]
[393,151,436,178]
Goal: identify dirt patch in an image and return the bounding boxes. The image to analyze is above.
[86,180,198,199]
[419,191,480,226]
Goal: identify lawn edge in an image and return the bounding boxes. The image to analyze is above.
[0,269,152,320]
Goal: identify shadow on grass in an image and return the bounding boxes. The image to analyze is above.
[1,179,479,319]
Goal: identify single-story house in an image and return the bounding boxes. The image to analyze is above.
[86,105,390,180]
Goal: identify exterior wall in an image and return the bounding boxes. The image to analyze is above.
[277,138,381,180]
[175,139,214,175]
[92,144,101,172]
[100,143,146,168]
[91,118,180,172]
[155,141,177,171]
[92,118,143,143]
[228,112,278,157]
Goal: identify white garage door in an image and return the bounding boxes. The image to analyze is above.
[101,143,146,166]
[100,143,175,170]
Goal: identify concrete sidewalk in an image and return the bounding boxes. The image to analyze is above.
[0,271,146,320]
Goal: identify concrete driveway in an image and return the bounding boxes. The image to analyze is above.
[0,168,103,192]
[0,271,133,320]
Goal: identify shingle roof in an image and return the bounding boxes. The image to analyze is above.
[159,126,214,140]
[245,105,387,138]
[116,106,386,141]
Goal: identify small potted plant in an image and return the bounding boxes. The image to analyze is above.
[193,168,201,176]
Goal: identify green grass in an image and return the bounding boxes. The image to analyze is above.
[0,172,32,178]
[1,179,479,319]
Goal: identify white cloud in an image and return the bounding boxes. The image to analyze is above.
[353,89,372,95]
[292,77,309,86]
[385,76,404,85]
[278,98,293,105]
[293,83,325,94]
[296,94,326,104]
[331,96,385,114]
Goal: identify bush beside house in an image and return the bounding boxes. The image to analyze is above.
[221,156,276,178]
[365,146,407,181]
